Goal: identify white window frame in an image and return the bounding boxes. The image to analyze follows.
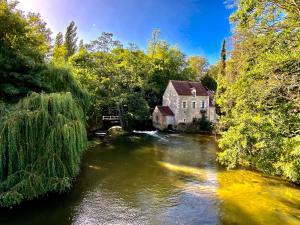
[192,101,196,109]
[182,101,187,109]
[192,90,196,98]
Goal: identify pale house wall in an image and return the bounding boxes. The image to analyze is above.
[152,107,162,130]
[152,106,175,130]
[208,106,216,122]
[160,81,216,127]
[176,95,210,124]
[163,82,178,115]
[165,116,175,128]
[162,82,179,124]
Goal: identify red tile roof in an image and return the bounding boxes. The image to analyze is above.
[170,80,208,96]
[157,106,174,116]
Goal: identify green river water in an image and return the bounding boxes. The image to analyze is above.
[1,133,300,225]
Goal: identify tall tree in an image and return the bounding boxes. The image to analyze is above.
[88,32,122,52]
[53,32,67,65]
[54,32,63,47]
[64,21,78,59]
[220,39,226,77]
[78,39,84,50]
[216,39,227,101]
[187,56,209,79]
[148,29,161,58]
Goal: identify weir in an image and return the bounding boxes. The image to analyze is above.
[133,130,168,141]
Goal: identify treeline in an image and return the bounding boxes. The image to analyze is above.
[216,0,300,183]
[0,0,217,207]
[55,29,217,130]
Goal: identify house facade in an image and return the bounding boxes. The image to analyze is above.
[153,80,216,130]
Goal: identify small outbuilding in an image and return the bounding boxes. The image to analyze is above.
[152,106,175,130]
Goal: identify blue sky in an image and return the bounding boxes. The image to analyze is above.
[17,0,233,64]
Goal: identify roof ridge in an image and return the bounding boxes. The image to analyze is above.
[170,80,201,83]
[170,80,208,96]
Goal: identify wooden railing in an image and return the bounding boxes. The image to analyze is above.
[102,116,120,121]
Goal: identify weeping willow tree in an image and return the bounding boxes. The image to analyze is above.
[39,66,90,111]
[0,92,87,208]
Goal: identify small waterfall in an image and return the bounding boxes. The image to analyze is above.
[133,130,167,141]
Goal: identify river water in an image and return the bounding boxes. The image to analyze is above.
[1,133,300,225]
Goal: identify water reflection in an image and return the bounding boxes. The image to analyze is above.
[0,134,299,225]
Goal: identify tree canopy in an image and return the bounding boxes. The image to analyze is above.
[69,31,202,130]
[216,0,300,183]
[0,0,51,101]
[0,1,88,207]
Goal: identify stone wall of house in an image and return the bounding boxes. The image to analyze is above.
[165,116,175,129]
[163,82,178,116]
[161,81,216,127]
[152,107,162,130]
[152,107,175,130]
[208,106,216,122]
[176,95,210,124]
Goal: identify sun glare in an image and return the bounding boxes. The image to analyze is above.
[17,0,39,13]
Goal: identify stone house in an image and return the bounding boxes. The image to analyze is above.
[152,80,216,130]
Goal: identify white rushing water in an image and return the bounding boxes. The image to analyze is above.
[132,130,168,141]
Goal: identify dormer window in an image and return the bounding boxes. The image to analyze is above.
[191,88,196,98]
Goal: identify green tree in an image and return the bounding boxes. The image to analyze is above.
[217,0,300,183]
[0,1,89,208]
[201,74,217,91]
[216,39,227,100]
[220,39,226,77]
[0,0,51,101]
[64,21,78,59]
[52,32,67,65]
[70,31,197,130]
[146,37,197,109]
[78,39,85,50]
[88,32,123,52]
[0,92,87,208]
[70,38,150,129]
[54,32,63,47]
[148,29,161,58]
[206,64,219,80]
[187,56,209,79]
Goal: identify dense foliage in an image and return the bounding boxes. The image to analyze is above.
[0,92,87,208]
[0,0,51,101]
[216,0,300,183]
[69,31,200,130]
[0,0,88,207]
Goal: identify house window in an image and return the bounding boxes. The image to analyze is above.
[200,100,205,108]
[182,101,187,109]
[183,118,186,122]
[192,91,196,98]
[192,101,196,109]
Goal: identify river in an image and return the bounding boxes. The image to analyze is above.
[1,133,300,225]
